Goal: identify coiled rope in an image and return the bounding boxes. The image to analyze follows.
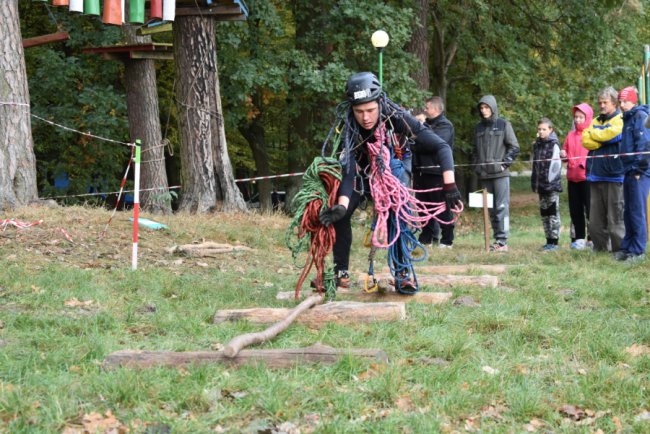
[286,157,341,300]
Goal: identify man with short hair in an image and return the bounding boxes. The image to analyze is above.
[582,86,624,253]
[318,72,461,293]
[473,95,520,252]
[614,86,650,262]
[415,96,456,248]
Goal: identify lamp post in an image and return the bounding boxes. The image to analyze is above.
[371,30,389,86]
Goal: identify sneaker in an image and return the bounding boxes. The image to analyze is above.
[438,243,453,249]
[614,250,630,261]
[489,242,508,252]
[336,270,351,289]
[542,244,560,251]
[570,239,586,250]
[625,254,646,264]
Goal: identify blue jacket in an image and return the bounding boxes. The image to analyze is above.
[583,110,624,182]
[621,104,650,175]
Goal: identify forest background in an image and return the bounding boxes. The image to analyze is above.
[15,0,650,212]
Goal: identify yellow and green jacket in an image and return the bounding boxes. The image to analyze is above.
[581,110,624,182]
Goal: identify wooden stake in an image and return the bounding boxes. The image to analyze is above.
[483,188,490,251]
[224,295,323,358]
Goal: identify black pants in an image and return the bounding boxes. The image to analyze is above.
[568,180,590,241]
[414,172,455,245]
[332,191,362,273]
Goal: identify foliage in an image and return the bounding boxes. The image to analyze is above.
[20,1,130,202]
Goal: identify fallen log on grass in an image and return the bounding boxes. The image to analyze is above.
[224,295,323,358]
[358,273,498,289]
[165,242,252,257]
[213,301,406,327]
[103,343,388,369]
[276,289,453,304]
[404,264,509,274]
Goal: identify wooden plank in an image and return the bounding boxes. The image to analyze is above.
[213,301,406,327]
[358,273,498,289]
[22,31,70,49]
[175,5,245,17]
[103,343,388,369]
[407,264,509,274]
[130,51,173,60]
[276,290,452,304]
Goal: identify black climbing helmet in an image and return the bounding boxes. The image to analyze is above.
[345,72,382,105]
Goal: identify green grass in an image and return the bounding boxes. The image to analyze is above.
[0,177,649,433]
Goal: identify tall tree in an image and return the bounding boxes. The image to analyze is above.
[173,15,245,213]
[0,0,38,209]
[407,0,430,92]
[122,25,171,214]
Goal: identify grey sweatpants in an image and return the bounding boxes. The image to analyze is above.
[481,176,510,243]
[588,181,624,252]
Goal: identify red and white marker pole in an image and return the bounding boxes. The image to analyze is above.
[132,140,141,270]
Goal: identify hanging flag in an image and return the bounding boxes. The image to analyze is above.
[83,0,100,16]
[150,0,163,20]
[129,0,145,24]
[162,0,175,21]
[102,0,122,25]
[69,0,83,13]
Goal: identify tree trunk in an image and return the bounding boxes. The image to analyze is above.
[0,0,38,210]
[173,16,218,213]
[209,48,247,212]
[122,25,171,214]
[407,0,430,92]
[239,110,272,212]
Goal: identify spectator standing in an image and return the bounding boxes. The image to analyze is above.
[614,87,650,262]
[560,103,594,250]
[582,87,624,252]
[531,118,563,250]
[414,96,456,248]
[473,95,520,252]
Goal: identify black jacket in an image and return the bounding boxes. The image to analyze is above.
[415,113,455,175]
[531,133,562,193]
[339,107,453,198]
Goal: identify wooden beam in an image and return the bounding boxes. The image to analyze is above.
[214,301,406,327]
[175,5,245,17]
[22,31,70,49]
[276,290,453,304]
[406,264,509,274]
[357,273,498,289]
[130,51,173,60]
[103,343,389,369]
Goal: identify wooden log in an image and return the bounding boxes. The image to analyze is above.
[276,289,452,304]
[224,295,323,358]
[22,31,70,49]
[165,242,252,257]
[399,264,509,274]
[103,343,388,369]
[213,301,406,327]
[357,273,498,288]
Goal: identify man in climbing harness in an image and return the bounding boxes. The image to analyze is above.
[319,72,462,294]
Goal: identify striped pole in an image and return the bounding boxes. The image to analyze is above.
[132,140,141,270]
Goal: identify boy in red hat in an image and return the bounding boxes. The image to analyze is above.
[615,86,650,262]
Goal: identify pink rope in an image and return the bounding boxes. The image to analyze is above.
[367,124,463,248]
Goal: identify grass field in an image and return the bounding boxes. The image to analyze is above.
[0,177,649,433]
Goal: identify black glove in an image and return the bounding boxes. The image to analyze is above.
[501,159,512,171]
[443,183,462,212]
[319,204,347,226]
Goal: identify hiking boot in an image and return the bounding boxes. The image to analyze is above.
[570,239,586,250]
[336,270,351,289]
[542,244,560,251]
[614,250,630,261]
[489,242,508,252]
[397,278,418,294]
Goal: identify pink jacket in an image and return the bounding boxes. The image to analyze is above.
[562,103,594,182]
